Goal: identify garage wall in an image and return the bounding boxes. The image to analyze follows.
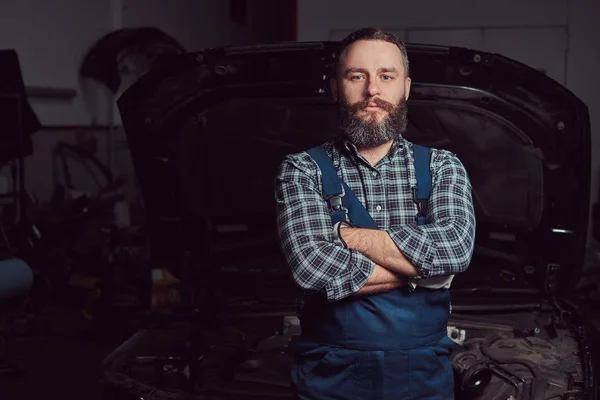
[0,0,115,202]
[0,0,255,128]
[0,0,115,127]
[109,0,258,202]
[297,0,600,242]
[0,0,259,201]
[121,0,253,51]
[297,1,569,39]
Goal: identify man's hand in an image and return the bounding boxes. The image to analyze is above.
[340,225,421,277]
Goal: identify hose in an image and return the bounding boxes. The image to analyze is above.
[480,335,546,400]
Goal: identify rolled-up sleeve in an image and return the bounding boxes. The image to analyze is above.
[389,151,476,279]
[275,153,375,301]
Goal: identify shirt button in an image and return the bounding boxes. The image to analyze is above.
[372,171,378,177]
[376,205,382,212]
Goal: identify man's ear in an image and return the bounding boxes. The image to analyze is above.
[330,78,338,102]
[404,77,412,101]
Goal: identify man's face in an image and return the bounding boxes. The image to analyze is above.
[331,40,411,149]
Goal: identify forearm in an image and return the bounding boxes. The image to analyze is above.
[383,152,475,280]
[276,156,377,301]
[343,225,457,289]
[282,237,375,300]
[341,227,421,277]
[352,264,406,296]
[342,153,476,281]
[388,216,474,279]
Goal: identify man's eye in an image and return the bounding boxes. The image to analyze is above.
[350,75,364,81]
[381,75,393,81]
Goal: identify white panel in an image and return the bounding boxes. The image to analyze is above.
[406,29,484,50]
[297,0,568,42]
[483,27,568,84]
[0,0,114,126]
[123,0,251,51]
[328,30,352,40]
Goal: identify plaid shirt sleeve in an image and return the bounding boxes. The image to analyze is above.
[389,150,476,279]
[275,153,376,301]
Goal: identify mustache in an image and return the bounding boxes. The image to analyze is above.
[344,97,396,113]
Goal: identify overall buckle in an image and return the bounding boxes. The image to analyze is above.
[326,186,349,221]
[412,187,428,217]
[328,195,345,212]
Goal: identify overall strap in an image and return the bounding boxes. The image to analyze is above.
[306,146,377,229]
[412,144,432,226]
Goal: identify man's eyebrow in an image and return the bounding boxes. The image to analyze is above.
[344,67,368,75]
[344,67,399,75]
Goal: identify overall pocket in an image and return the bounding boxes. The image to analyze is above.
[407,335,457,400]
[292,347,359,400]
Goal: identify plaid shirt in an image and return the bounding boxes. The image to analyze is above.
[275,136,476,316]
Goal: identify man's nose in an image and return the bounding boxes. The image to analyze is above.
[366,78,380,97]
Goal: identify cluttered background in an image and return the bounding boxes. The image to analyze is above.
[1,1,600,399]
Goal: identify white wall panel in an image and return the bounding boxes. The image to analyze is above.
[407,29,484,49]
[483,27,568,84]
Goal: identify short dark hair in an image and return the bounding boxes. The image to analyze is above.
[335,28,409,77]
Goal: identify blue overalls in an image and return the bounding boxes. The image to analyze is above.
[290,145,458,400]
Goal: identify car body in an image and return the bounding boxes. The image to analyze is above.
[103,41,599,400]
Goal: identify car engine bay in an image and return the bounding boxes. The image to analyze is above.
[447,312,589,400]
[102,295,595,400]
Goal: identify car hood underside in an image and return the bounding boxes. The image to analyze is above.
[116,41,591,294]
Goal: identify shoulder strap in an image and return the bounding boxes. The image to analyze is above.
[306,146,377,229]
[306,144,432,228]
[412,144,432,226]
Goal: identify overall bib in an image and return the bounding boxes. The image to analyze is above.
[291,145,458,400]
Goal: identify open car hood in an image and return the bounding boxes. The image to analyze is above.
[117,41,591,295]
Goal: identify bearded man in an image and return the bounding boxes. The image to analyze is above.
[275,28,476,399]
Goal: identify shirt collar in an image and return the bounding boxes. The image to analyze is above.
[338,135,406,161]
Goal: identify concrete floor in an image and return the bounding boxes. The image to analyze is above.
[0,304,114,400]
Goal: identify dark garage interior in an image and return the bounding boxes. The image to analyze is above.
[1,1,600,399]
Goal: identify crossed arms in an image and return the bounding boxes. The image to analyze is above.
[274,150,476,301]
[338,226,419,295]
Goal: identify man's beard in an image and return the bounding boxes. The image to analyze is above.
[338,96,408,148]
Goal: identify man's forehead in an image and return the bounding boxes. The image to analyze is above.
[341,40,404,69]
